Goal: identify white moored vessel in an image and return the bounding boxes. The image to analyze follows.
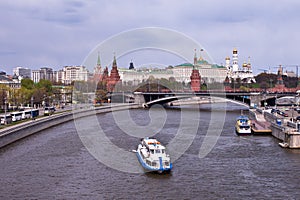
[235,115,252,135]
[136,138,172,173]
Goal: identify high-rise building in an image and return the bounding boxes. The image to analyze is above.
[31,67,54,83]
[62,66,89,85]
[54,70,65,83]
[31,70,41,83]
[40,67,54,81]
[13,67,31,79]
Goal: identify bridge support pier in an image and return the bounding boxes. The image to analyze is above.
[250,95,261,107]
[250,94,277,107]
[134,93,146,106]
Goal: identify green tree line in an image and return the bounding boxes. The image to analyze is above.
[1,78,55,111]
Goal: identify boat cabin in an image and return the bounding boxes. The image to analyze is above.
[142,138,166,155]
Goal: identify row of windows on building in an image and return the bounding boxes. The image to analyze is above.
[14,66,89,84]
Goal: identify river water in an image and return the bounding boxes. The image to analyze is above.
[0,103,299,199]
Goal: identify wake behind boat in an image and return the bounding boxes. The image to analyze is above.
[136,138,172,173]
[235,115,252,135]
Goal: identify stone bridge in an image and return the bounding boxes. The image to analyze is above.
[107,91,297,108]
[130,92,298,108]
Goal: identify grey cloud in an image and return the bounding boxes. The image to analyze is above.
[0,0,300,74]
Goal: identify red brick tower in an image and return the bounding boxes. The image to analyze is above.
[190,67,201,92]
[190,50,201,92]
[107,54,121,92]
[270,65,288,92]
[274,65,285,91]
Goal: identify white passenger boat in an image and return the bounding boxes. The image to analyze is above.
[136,138,172,173]
[235,115,252,135]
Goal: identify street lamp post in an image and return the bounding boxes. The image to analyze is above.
[31,96,34,120]
[292,104,294,122]
[4,97,7,125]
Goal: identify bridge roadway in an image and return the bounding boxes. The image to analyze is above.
[135,91,298,108]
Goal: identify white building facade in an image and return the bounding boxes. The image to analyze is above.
[31,67,54,83]
[226,48,256,83]
[13,67,31,79]
[118,55,228,85]
[62,66,89,85]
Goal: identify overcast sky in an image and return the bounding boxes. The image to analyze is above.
[1,0,300,75]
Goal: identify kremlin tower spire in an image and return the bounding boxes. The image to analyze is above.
[277,65,284,85]
[271,64,287,92]
[93,52,103,81]
[194,49,197,66]
[113,52,117,67]
[107,53,121,92]
[97,52,101,66]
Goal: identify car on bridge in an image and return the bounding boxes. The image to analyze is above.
[271,109,278,114]
[277,110,288,117]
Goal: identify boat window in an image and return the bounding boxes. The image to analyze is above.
[241,126,250,129]
[155,149,161,154]
[162,149,165,154]
[146,160,151,166]
[150,150,154,154]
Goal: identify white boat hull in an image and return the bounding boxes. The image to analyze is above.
[235,126,252,135]
[136,151,172,173]
[235,116,252,135]
[136,139,172,173]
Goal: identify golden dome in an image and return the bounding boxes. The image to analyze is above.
[233,48,238,54]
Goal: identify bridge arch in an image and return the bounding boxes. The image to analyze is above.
[143,95,249,108]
